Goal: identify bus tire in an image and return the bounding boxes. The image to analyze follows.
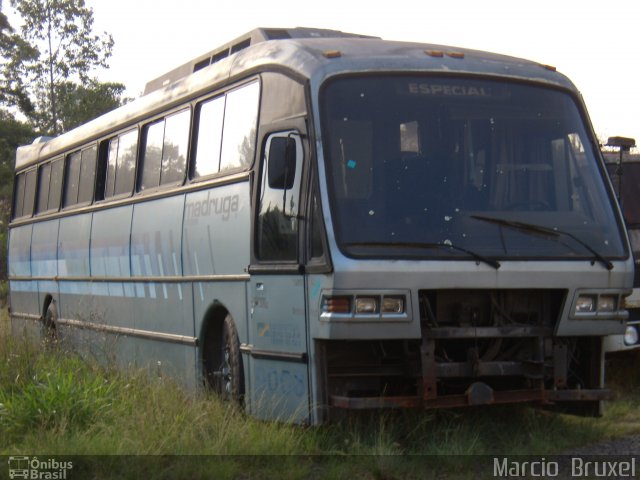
[43,300,58,342]
[210,314,244,403]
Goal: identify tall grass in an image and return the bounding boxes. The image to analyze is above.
[1,310,640,479]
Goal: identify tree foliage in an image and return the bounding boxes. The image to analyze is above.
[6,0,116,135]
[56,79,128,132]
[0,0,37,112]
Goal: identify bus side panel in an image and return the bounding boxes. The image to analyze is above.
[57,213,92,348]
[90,206,137,366]
[184,182,251,348]
[32,220,60,320]
[8,224,39,339]
[57,212,92,318]
[183,182,250,276]
[131,195,195,387]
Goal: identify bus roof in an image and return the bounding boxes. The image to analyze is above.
[16,27,576,170]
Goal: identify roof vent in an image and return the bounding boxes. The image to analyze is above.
[143,27,378,95]
[264,29,291,40]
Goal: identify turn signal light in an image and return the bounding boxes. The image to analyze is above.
[322,296,351,314]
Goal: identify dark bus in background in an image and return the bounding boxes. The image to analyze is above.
[604,136,640,352]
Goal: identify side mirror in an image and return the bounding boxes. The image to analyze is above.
[268,137,296,190]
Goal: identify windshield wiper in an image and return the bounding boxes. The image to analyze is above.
[470,215,613,270]
[343,241,500,270]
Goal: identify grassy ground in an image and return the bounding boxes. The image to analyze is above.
[1,310,639,479]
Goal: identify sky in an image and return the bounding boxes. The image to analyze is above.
[82,0,639,148]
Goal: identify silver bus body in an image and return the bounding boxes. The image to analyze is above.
[9,28,633,424]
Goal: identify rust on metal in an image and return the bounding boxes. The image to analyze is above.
[329,387,611,410]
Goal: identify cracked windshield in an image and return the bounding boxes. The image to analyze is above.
[321,76,625,261]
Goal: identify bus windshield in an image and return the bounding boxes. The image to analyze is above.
[321,76,626,261]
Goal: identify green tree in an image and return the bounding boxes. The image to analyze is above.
[0,0,37,113]
[7,0,114,135]
[56,80,128,131]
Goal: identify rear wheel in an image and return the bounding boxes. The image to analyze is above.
[42,301,58,342]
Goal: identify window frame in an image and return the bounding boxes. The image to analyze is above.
[190,78,261,183]
[12,168,37,219]
[36,162,52,214]
[64,145,98,209]
[34,157,63,216]
[138,107,191,193]
[77,145,97,206]
[191,94,226,181]
[63,150,82,208]
[100,127,139,201]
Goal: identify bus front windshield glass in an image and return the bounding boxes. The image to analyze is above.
[321,76,625,260]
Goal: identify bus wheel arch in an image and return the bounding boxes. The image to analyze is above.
[200,304,244,403]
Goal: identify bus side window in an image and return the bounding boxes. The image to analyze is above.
[114,130,137,196]
[140,109,189,190]
[220,81,260,172]
[11,170,37,219]
[103,129,138,199]
[140,120,164,190]
[160,109,189,185]
[192,95,225,179]
[47,158,64,212]
[37,158,63,214]
[64,151,82,207]
[12,172,26,219]
[64,146,97,207]
[78,146,97,204]
[23,169,36,217]
[104,137,118,198]
[36,163,51,213]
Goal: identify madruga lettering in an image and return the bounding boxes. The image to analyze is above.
[185,192,240,220]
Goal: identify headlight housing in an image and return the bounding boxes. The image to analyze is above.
[355,297,378,314]
[574,292,622,316]
[598,295,617,312]
[575,295,596,313]
[321,292,408,320]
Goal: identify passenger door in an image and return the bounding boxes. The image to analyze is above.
[247,131,309,423]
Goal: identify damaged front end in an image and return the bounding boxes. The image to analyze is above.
[322,289,610,417]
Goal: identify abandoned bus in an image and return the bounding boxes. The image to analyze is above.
[9,28,633,424]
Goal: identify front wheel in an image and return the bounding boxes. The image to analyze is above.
[205,314,244,403]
